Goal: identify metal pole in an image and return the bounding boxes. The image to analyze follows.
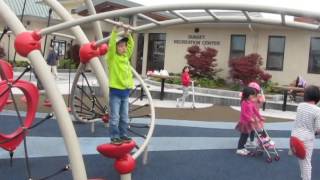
[43,8,53,56]
[120,173,132,180]
[84,0,107,72]
[192,81,196,109]
[0,1,88,180]
[67,40,73,109]
[7,33,10,61]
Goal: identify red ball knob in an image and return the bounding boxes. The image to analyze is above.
[14,31,42,57]
[114,154,136,174]
[99,44,108,55]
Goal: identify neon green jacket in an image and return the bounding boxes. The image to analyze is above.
[106,28,134,90]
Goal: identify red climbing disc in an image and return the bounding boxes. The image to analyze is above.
[97,140,136,159]
[0,80,39,152]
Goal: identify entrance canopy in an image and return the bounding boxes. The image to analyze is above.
[40,2,320,45]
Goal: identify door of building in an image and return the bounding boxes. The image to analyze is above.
[147,33,166,71]
[135,33,144,74]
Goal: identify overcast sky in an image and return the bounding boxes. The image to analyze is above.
[130,0,320,12]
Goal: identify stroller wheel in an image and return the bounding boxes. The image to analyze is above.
[266,157,272,163]
[274,156,280,161]
[256,151,263,156]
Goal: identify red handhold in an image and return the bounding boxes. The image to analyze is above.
[97,140,136,159]
[99,44,108,56]
[0,80,39,152]
[14,31,41,57]
[79,42,108,64]
[43,99,52,107]
[20,96,27,103]
[101,114,109,123]
[6,99,13,104]
[114,154,136,174]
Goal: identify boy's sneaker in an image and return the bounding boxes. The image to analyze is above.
[236,149,250,156]
[120,136,132,143]
[111,138,123,145]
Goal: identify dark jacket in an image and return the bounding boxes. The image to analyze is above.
[46,50,58,66]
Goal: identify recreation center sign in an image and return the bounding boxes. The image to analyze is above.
[173,34,220,46]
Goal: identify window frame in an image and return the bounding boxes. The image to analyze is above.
[229,34,246,60]
[308,37,320,74]
[266,35,286,71]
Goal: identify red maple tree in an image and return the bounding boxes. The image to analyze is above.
[185,45,221,78]
[229,53,271,85]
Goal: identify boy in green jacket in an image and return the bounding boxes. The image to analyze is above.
[106,24,134,144]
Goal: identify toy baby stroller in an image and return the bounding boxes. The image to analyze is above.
[250,127,280,163]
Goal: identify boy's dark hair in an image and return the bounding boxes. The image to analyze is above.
[304,85,320,104]
[182,66,189,73]
[241,87,256,102]
[116,37,128,45]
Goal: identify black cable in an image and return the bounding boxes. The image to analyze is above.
[67,40,73,108]
[129,124,150,129]
[128,128,146,138]
[0,26,9,42]
[37,164,70,180]
[42,8,53,56]
[0,65,32,98]
[80,72,94,94]
[8,84,32,179]
[129,97,140,106]
[28,113,53,130]
[129,104,149,112]
[7,33,11,61]
[129,114,151,119]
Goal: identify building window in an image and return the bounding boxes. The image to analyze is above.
[51,39,66,56]
[308,37,320,74]
[147,33,166,71]
[229,35,246,60]
[266,36,285,71]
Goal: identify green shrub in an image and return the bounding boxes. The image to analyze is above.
[194,77,225,89]
[261,80,279,94]
[166,76,181,85]
[58,59,78,69]
[14,61,30,67]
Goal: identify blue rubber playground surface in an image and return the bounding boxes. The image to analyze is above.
[1,111,320,180]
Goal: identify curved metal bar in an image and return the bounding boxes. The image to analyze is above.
[84,0,107,71]
[0,1,87,180]
[131,66,155,159]
[84,0,103,41]
[52,32,76,39]
[40,3,320,36]
[96,15,318,45]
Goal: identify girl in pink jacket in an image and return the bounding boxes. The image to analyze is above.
[176,66,191,108]
[236,86,264,155]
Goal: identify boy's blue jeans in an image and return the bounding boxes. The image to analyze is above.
[109,92,129,139]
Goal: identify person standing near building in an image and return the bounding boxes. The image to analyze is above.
[176,66,192,108]
[46,46,59,79]
[291,85,320,180]
[106,23,134,145]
